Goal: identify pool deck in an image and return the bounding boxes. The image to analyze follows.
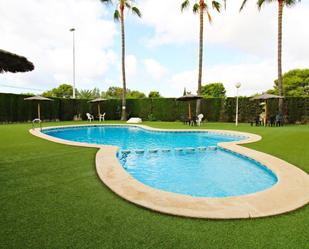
[30,124,309,219]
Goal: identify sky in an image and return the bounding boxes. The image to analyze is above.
[0,0,308,97]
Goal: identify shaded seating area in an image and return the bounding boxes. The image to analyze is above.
[88,98,107,121]
[250,113,284,127]
[24,95,53,129]
[180,115,190,125]
[250,93,284,127]
[177,92,204,126]
[180,114,204,126]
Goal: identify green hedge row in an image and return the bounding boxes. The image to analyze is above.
[0,93,308,123]
[0,93,91,122]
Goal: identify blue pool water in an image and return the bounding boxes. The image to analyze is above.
[44,125,277,197]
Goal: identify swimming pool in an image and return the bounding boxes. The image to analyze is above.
[43,125,277,197]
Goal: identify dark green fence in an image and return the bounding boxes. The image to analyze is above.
[0,93,308,124]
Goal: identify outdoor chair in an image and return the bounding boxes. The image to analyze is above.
[86,113,94,122]
[190,116,198,126]
[99,113,105,122]
[250,116,262,126]
[268,116,276,127]
[275,114,284,126]
[180,115,190,125]
[197,114,204,126]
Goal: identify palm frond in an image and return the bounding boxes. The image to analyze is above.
[100,0,113,5]
[239,0,248,12]
[181,0,190,12]
[257,0,267,10]
[125,2,132,9]
[132,6,142,18]
[206,9,213,24]
[212,1,221,12]
[202,2,210,13]
[285,0,301,7]
[114,9,120,22]
[193,3,200,14]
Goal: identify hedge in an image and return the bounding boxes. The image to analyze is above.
[0,93,308,124]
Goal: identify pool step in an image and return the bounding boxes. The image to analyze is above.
[161,149,171,152]
[120,146,218,155]
[149,149,159,153]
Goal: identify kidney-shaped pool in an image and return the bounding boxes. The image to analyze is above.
[43,125,277,197]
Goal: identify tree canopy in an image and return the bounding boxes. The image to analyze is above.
[43,84,73,99]
[240,0,301,12]
[101,86,146,99]
[201,83,226,97]
[148,91,161,98]
[78,88,100,99]
[128,90,146,99]
[267,69,309,97]
[42,85,149,100]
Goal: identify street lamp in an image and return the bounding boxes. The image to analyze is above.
[70,28,76,99]
[235,82,241,126]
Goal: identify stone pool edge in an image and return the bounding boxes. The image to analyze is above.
[30,124,309,219]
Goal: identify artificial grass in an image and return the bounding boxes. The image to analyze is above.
[0,121,308,249]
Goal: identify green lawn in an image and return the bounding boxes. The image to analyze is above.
[0,121,308,249]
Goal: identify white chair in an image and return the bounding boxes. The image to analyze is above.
[197,114,204,126]
[99,113,106,122]
[86,113,94,122]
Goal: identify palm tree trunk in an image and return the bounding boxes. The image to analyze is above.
[196,0,204,115]
[278,0,283,115]
[120,5,127,121]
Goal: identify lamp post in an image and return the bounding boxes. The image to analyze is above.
[235,82,241,126]
[70,28,76,99]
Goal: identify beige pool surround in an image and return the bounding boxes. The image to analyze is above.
[30,124,309,219]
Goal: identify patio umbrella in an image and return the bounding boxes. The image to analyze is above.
[251,93,284,126]
[0,49,34,73]
[176,94,203,120]
[88,98,107,116]
[24,95,53,120]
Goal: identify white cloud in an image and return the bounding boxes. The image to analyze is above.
[0,0,118,93]
[139,0,309,97]
[169,62,276,97]
[139,0,199,46]
[140,0,309,59]
[143,59,167,80]
[167,57,309,97]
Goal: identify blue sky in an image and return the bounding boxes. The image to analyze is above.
[0,0,308,97]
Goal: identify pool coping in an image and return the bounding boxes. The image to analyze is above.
[30,124,309,219]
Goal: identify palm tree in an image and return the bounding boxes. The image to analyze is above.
[181,0,225,115]
[240,0,301,115]
[100,0,141,120]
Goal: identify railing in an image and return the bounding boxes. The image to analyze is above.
[32,118,42,131]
